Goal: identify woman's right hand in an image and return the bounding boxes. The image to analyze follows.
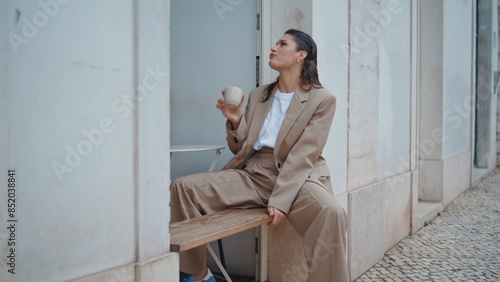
[216,89,245,129]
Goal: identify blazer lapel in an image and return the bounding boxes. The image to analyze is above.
[274,87,308,153]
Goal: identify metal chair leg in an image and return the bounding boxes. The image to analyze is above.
[207,244,232,282]
[218,239,226,268]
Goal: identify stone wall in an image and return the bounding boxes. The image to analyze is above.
[497,1,500,166]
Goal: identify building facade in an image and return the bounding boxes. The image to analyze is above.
[0,0,497,281]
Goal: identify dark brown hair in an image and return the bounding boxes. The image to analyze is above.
[262,29,322,102]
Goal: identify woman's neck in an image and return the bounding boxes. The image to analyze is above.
[278,69,301,93]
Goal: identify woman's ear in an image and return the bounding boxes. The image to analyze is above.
[298,50,307,61]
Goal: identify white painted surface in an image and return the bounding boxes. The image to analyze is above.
[442,0,473,159]
[1,0,174,281]
[475,0,496,169]
[411,169,420,234]
[3,1,136,281]
[349,181,385,279]
[313,0,349,196]
[383,172,411,250]
[443,151,471,205]
[419,159,444,202]
[270,0,312,45]
[417,0,445,202]
[418,0,444,161]
[410,0,420,172]
[378,0,411,179]
[489,0,499,169]
[136,0,171,263]
[69,253,179,282]
[70,264,136,282]
[136,253,180,282]
[347,0,381,190]
[0,1,10,280]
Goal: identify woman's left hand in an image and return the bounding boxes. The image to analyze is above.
[267,206,286,226]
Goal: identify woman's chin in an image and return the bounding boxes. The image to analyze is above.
[268,62,280,72]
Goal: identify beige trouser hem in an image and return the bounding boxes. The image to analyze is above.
[170,148,349,282]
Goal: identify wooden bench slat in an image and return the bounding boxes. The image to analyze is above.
[170,208,271,252]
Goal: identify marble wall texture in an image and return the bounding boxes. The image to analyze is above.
[265,0,498,280]
[1,0,177,281]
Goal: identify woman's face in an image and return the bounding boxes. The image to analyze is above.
[269,34,306,72]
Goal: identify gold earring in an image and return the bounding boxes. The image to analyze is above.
[297,59,300,63]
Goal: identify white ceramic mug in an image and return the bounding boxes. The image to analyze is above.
[224,86,243,108]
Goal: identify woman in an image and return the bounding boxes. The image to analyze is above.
[171,29,349,282]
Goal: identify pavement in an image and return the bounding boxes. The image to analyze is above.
[355,168,500,281]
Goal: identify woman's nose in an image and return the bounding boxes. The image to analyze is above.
[270,46,276,52]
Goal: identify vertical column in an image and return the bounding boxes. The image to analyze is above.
[410,0,421,234]
[475,0,498,169]
[134,0,177,280]
[347,0,381,190]
[346,1,383,276]
[0,3,8,280]
[418,0,445,202]
[496,0,500,166]
[0,0,7,166]
[313,0,349,197]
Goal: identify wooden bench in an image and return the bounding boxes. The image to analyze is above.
[170,208,272,281]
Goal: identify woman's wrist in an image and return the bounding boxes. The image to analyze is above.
[229,115,242,130]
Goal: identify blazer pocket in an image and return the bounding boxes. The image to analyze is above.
[306,164,334,195]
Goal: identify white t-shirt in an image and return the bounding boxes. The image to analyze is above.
[253,88,294,150]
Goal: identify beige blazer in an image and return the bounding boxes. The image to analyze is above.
[222,84,336,214]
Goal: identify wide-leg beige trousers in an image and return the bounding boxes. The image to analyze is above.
[170,148,349,282]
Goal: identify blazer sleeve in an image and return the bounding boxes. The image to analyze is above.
[225,89,253,155]
[267,93,336,214]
